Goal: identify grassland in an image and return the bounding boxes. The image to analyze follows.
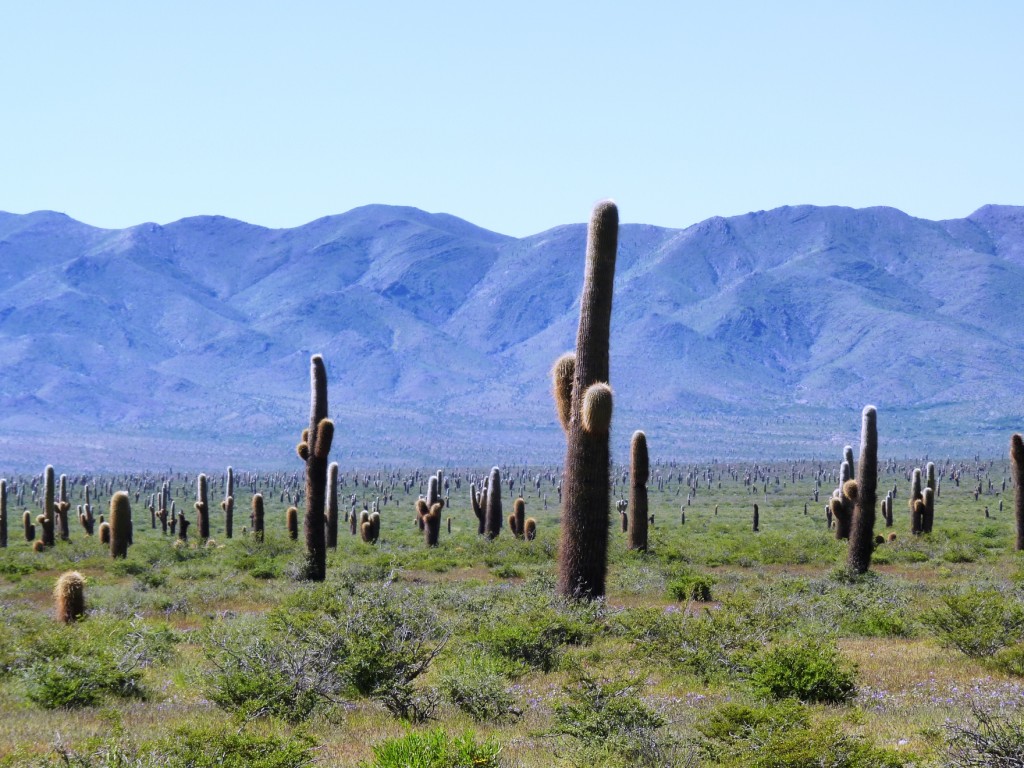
[0,457,1022,767]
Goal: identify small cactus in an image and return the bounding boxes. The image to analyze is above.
[524,517,537,541]
[54,571,85,623]
[286,506,299,540]
[195,473,209,541]
[98,521,111,545]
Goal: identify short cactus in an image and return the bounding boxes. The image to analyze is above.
[326,461,339,548]
[252,494,265,541]
[360,510,380,544]
[909,468,923,535]
[524,517,537,541]
[98,521,110,544]
[54,571,85,623]
[286,506,299,540]
[41,465,55,547]
[509,497,526,539]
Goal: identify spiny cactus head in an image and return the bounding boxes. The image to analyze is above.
[840,461,851,485]
[630,430,649,484]
[54,571,85,623]
[32,540,45,553]
[302,428,309,443]
[508,514,519,535]
[887,532,897,542]
[314,419,334,460]
[296,442,310,461]
[551,352,576,433]
[581,382,613,435]
[416,498,429,519]
[514,497,525,516]
[842,479,859,502]
[829,497,843,517]
[427,503,443,521]
[913,499,926,516]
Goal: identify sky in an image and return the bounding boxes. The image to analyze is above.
[1,1,1022,237]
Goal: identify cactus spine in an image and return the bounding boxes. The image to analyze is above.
[627,430,649,551]
[326,461,339,548]
[553,200,617,599]
[109,491,131,558]
[847,406,878,574]
[297,355,333,581]
[54,571,85,623]
[195,473,209,541]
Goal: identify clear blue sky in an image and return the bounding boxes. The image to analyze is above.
[1,1,1022,236]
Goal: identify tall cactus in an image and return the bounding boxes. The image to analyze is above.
[509,497,526,539]
[922,462,936,533]
[470,481,487,535]
[195,473,209,541]
[1012,434,1024,551]
[252,493,265,541]
[221,467,234,539]
[57,473,70,541]
[847,405,878,574]
[109,491,131,558]
[296,355,333,581]
[0,478,6,548]
[80,484,95,535]
[483,466,502,540]
[627,430,649,551]
[909,468,924,535]
[552,200,617,599]
[41,465,55,547]
[326,461,339,548]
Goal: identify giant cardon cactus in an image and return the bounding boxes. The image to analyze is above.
[552,200,617,599]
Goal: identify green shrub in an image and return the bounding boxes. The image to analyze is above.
[156,723,316,768]
[437,651,521,722]
[359,728,502,768]
[748,638,856,704]
[23,654,144,709]
[666,573,714,602]
[921,587,1024,658]
[989,643,1024,677]
[697,700,906,767]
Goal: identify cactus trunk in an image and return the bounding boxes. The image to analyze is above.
[847,406,878,574]
[627,431,649,551]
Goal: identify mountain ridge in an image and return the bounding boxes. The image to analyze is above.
[1,203,1022,471]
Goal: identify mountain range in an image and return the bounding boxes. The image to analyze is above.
[1,202,1022,471]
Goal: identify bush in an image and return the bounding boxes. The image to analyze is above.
[551,668,671,767]
[666,573,713,602]
[155,724,316,768]
[359,728,502,768]
[437,651,521,722]
[921,587,1024,658]
[697,700,906,768]
[989,643,1024,677]
[748,639,856,704]
[18,617,170,709]
[947,708,1024,767]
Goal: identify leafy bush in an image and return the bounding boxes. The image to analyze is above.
[697,700,906,767]
[748,638,856,704]
[437,650,521,722]
[921,587,1024,658]
[551,668,671,767]
[359,728,502,768]
[988,643,1024,677]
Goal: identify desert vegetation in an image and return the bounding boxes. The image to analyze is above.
[2,202,1024,767]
